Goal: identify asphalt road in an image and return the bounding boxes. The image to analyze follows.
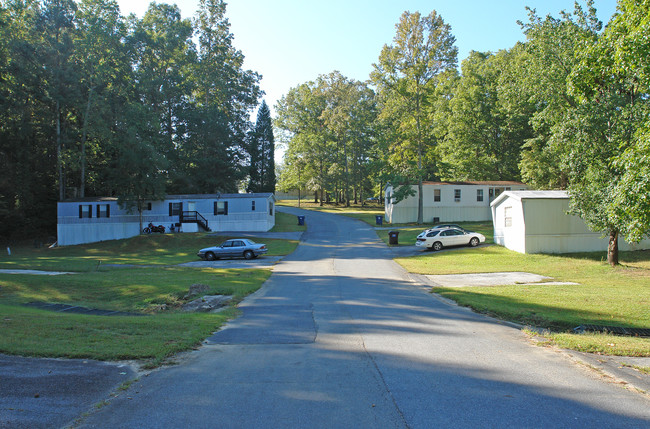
[75,207,650,428]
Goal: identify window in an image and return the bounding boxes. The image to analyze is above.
[477,189,484,202]
[504,207,512,227]
[269,202,274,216]
[442,229,464,237]
[97,204,110,218]
[146,202,152,211]
[169,202,182,216]
[251,201,256,211]
[434,189,441,202]
[214,201,228,215]
[454,189,461,202]
[489,187,506,201]
[79,204,92,219]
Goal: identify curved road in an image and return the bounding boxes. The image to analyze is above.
[81,208,650,428]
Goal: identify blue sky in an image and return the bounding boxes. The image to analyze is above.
[117,0,618,115]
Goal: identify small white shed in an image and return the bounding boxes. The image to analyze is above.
[491,190,650,254]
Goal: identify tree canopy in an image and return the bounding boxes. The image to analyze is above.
[275,0,650,262]
[0,0,261,239]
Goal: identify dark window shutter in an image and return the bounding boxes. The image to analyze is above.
[79,205,82,218]
[214,202,218,215]
[107,204,110,218]
[169,203,173,216]
[88,205,92,218]
[224,201,228,215]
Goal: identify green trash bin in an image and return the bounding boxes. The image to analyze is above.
[388,231,399,245]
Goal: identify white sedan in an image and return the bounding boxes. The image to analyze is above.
[415,227,485,251]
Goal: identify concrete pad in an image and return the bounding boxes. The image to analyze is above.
[425,272,579,287]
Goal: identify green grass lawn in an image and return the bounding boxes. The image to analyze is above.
[0,222,299,365]
[0,231,298,272]
[270,210,307,232]
[0,266,271,366]
[0,304,237,365]
[277,199,385,225]
[397,246,650,357]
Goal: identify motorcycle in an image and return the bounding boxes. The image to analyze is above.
[143,222,165,234]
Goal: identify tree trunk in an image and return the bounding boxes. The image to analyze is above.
[607,229,619,267]
[417,178,423,224]
[57,100,64,201]
[80,87,94,198]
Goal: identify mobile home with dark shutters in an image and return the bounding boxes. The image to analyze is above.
[384,181,528,224]
[57,193,276,246]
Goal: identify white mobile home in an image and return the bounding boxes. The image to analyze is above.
[57,193,276,246]
[385,181,528,224]
[491,190,650,254]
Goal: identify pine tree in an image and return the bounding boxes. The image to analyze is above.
[248,100,275,193]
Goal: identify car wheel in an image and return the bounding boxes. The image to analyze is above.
[243,250,254,260]
[432,241,443,251]
[469,237,479,247]
[205,252,216,261]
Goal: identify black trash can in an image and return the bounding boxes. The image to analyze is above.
[388,231,399,245]
[375,215,383,226]
[297,215,305,226]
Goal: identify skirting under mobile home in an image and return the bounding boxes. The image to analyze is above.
[57,193,276,246]
[491,190,650,254]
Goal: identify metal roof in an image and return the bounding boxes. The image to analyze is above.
[490,190,568,207]
[421,181,527,186]
[60,193,276,203]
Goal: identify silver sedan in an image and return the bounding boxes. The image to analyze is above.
[197,238,268,260]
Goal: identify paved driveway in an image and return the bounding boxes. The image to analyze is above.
[78,207,650,428]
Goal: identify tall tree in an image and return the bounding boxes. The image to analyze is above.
[248,100,276,193]
[562,0,650,265]
[105,103,168,233]
[73,0,128,198]
[371,10,457,223]
[515,2,601,189]
[276,80,332,205]
[130,2,194,187]
[436,49,534,181]
[40,0,79,201]
[0,0,59,235]
[276,73,377,205]
[178,0,260,194]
